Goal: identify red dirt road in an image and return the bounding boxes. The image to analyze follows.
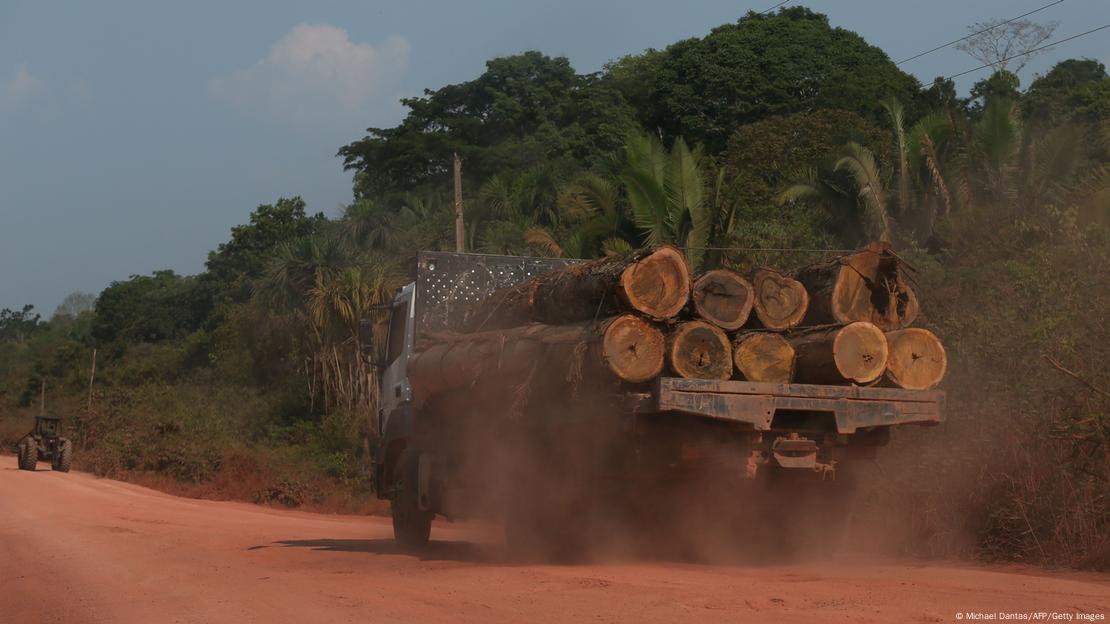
[1,466,1108,624]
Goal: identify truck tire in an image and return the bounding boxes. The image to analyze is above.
[391,448,433,551]
[17,438,37,471]
[53,439,73,473]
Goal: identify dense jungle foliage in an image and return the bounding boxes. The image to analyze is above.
[1,7,1107,565]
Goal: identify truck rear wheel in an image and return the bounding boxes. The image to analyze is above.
[17,438,36,471]
[53,439,73,473]
[391,449,433,551]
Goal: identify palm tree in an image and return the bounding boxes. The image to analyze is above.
[835,142,893,242]
[780,142,893,243]
[620,131,712,270]
[253,229,404,419]
[882,97,911,218]
[342,199,397,250]
[525,173,630,258]
[470,165,565,254]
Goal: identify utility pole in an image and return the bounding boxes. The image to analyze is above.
[40,379,46,416]
[87,348,97,413]
[453,152,465,253]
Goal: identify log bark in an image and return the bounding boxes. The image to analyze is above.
[884,328,947,390]
[690,269,754,330]
[748,268,809,329]
[789,322,889,384]
[455,245,690,332]
[733,332,795,383]
[796,242,919,331]
[667,321,733,380]
[409,315,665,399]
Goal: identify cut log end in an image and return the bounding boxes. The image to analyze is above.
[750,268,809,329]
[619,245,691,320]
[691,269,754,330]
[667,321,733,380]
[733,333,795,383]
[800,242,918,331]
[600,315,665,383]
[885,328,947,390]
[832,322,889,383]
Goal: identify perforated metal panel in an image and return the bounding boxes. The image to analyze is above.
[415,251,582,332]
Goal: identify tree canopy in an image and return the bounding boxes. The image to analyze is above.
[1023,59,1110,125]
[91,271,211,344]
[204,197,325,304]
[337,52,638,200]
[607,7,922,152]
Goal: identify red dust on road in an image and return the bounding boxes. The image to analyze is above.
[1,465,1108,624]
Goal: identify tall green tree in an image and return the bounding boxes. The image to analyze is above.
[620,131,712,270]
[253,230,404,417]
[91,271,211,344]
[205,197,325,304]
[0,305,44,344]
[338,52,637,199]
[606,7,921,152]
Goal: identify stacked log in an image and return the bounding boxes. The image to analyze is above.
[455,245,691,332]
[789,322,889,385]
[748,268,808,330]
[690,269,754,330]
[409,315,665,398]
[408,241,945,401]
[667,321,734,380]
[884,328,947,390]
[796,242,919,331]
[733,332,795,383]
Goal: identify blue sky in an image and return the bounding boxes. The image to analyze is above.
[1,0,1108,314]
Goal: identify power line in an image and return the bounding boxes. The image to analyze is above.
[679,246,854,253]
[933,23,1110,84]
[896,0,1066,65]
[759,0,790,15]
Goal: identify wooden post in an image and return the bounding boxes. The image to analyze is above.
[453,152,465,253]
[40,379,46,416]
[87,348,97,413]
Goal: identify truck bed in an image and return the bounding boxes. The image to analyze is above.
[654,377,944,433]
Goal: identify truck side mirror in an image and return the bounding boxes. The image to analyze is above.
[358,319,378,363]
[364,315,386,364]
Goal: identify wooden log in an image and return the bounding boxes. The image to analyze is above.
[408,325,541,398]
[409,315,665,398]
[667,321,733,380]
[796,242,919,331]
[456,245,690,332]
[748,268,809,329]
[789,322,889,384]
[733,332,795,383]
[690,269,754,331]
[884,328,947,390]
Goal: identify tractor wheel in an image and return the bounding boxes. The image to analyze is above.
[17,438,37,471]
[53,439,73,473]
[391,448,433,551]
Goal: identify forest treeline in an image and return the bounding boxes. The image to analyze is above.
[1,8,1107,566]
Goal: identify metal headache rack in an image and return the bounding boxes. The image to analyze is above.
[415,251,581,332]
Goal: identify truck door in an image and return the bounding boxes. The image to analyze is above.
[380,283,416,433]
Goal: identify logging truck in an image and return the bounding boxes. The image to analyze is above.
[365,249,945,557]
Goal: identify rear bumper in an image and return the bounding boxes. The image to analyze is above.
[654,378,944,433]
